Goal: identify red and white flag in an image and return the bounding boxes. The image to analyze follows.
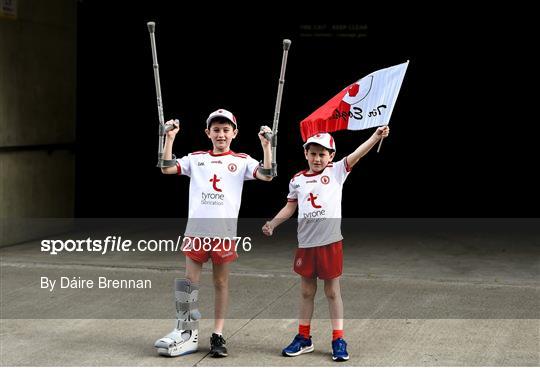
[300,61,409,141]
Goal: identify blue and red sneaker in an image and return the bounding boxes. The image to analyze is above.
[282,334,314,357]
[331,337,349,361]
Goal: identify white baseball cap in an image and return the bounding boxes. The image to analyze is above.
[206,109,238,128]
[303,132,336,152]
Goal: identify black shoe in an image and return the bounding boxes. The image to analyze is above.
[210,333,228,357]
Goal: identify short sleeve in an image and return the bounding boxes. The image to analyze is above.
[176,155,191,177]
[244,156,259,181]
[287,178,298,202]
[332,157,351,184]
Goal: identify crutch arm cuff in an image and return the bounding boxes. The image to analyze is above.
[157,154,176,168]
[258,162,277,177]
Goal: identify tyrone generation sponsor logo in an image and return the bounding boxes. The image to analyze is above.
[202,174,225,205]
[303,192,326,219]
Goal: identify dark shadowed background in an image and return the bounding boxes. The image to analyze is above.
[74,3,538,218]
[1,1,537,235]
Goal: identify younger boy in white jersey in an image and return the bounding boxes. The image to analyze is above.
[155,109,273,358]
[262,126,389,361]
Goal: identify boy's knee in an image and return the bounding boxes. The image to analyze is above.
[324,286,340,301]
[213,277,228,290]
[301,287,316,300]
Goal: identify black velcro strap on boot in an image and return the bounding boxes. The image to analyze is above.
[176,301,199,311]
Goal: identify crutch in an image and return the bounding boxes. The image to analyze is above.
[147,21,177,168]
[259,39,292,177]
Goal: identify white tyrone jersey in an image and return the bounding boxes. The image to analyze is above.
[176,150,259,238]
[287,157,351,248]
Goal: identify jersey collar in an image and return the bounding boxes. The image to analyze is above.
[303,167,326,177]
[208,150,233,157]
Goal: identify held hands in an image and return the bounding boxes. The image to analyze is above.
[374,125,390,140]
[258,125,272,147]
[165,119,180,139]
[262,221,274,236]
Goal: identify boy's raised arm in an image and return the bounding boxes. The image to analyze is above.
[161,120,180,174]
[255,125,273,181]
[346,126,390,169]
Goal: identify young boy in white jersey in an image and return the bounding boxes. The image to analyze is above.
[155,109,273,358]
[262,126,389,361]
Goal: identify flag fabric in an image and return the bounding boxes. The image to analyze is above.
[300,61,409,141]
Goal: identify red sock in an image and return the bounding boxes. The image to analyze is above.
[332,329,344,341]
[299,324,311,338]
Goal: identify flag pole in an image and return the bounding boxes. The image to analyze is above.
[376,136,384,153]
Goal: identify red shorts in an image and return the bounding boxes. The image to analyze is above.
[181,236,238,265]
[293,241,343,280]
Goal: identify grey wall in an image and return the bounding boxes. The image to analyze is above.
[0,0,76,246]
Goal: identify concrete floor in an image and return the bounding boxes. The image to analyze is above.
[1,220,539,366]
